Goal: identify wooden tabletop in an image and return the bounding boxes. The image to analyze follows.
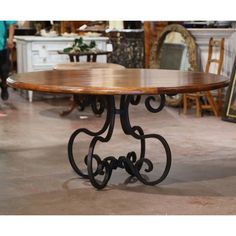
[7,69,229,95]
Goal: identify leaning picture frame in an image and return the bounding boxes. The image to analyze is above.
[222,56,236,123]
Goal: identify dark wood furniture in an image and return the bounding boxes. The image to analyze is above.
[7,69,229,189]
[58,50,111,63]
[144,21,169,68]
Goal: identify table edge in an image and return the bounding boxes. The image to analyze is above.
[7,78,230,95]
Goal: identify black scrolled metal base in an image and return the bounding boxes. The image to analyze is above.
[68,95,172,189]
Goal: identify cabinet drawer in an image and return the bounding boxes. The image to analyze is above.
[32,41,73,51]
[32,52,69,67]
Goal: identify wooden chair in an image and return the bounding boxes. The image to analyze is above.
[54,62,125,116]
[183,37,224,117]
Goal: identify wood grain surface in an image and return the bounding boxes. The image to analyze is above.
[7,69,229,95]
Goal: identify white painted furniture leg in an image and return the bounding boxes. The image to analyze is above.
[28,91,33,102]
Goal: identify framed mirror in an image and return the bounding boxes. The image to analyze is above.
[222,56,236,123]
[151,24,199,106]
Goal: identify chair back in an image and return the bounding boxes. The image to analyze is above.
[205,37,224,75]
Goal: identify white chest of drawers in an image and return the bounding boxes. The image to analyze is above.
[15,36,109,101]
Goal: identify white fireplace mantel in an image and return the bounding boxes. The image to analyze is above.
[189,28,235,46]
[188,28,236,77]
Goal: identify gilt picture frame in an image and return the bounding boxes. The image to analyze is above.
[222,57,236,123]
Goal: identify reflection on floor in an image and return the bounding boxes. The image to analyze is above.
[0,89,236,215]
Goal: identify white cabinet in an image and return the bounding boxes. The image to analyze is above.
[15,36,109,101]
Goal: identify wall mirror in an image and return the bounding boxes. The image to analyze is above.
[151,24,199,106]
[222,56,236,123]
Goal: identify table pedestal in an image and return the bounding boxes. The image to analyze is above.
[68,95,172,189]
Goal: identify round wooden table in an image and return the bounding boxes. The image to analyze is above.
[7,69,229,189]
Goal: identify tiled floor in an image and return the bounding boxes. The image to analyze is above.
[0,89,236,214]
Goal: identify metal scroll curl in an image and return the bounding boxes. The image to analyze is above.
[145,94,166,113]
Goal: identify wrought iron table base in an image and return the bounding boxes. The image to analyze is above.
[68,95,172,189]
